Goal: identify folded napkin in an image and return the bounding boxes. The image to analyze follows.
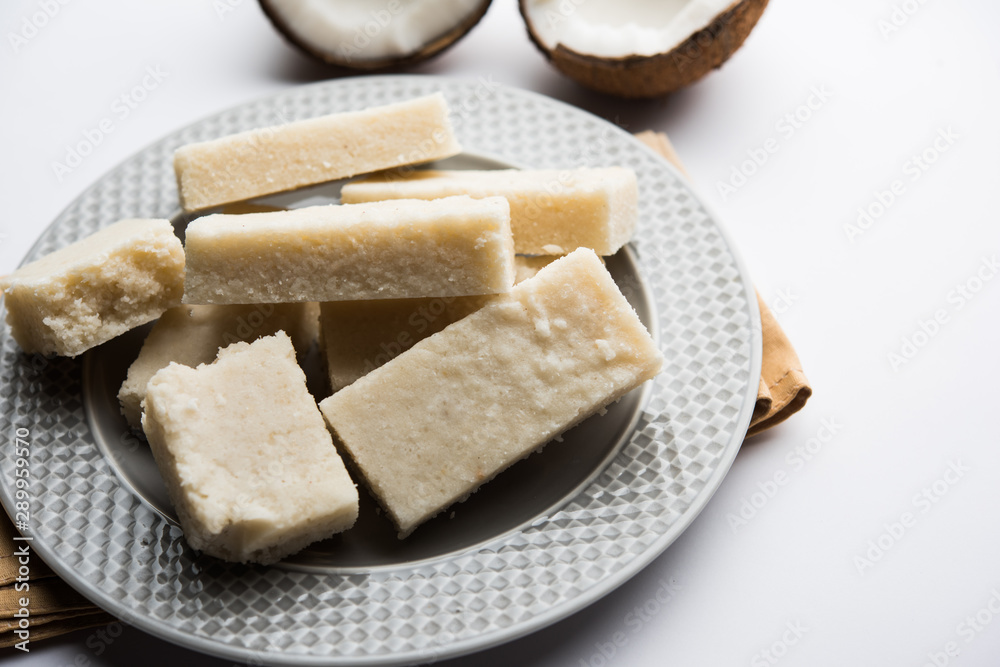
[634,130,812,436]
[0,131,811,648]
[0,514,115,649]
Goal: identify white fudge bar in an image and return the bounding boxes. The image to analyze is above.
[341,167,638,255]
[118,302,319,427]
[182,196,515,304]
[319,248,663,537]
[319,255,555,393]
[0,218,184,357]
[174,93,462,211]
[142,332,358,565]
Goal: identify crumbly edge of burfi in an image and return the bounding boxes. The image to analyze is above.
[0,219,184,357]
[606,167,639,254]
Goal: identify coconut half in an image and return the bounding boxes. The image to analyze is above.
[260,0,493,70]
[520,0,769,98]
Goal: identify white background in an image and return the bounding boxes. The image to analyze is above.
[2,0,1000,665]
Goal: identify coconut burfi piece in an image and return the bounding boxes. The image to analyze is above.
[174,93,462,212]
[142,332,358,565]
[319,255,556,393]
[183,196,515,304]
[0,218,184,357]
[341,167,638,255]
[118,302,318,427]
[319,248,662,537]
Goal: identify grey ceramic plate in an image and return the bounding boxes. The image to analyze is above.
[0,76,760,665]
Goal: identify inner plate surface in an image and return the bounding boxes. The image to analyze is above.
[0,76,760,666]
[83,152,657,570]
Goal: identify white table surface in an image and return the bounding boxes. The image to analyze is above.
[2,0,999,665]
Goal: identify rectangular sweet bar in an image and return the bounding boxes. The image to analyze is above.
[319,248,663,537]
[182,196,515,304]
[142,332,358,565]
[340,167,638,255]
[0,218,185,357]
[174,93,462,211]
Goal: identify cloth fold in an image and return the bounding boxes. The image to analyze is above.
[749,291,812,435]
[0,514,115,649]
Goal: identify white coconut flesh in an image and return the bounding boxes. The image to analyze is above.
[269,0,488,62]
[523,0,740,58]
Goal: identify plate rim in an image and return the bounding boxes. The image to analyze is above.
[0,74,762,666]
